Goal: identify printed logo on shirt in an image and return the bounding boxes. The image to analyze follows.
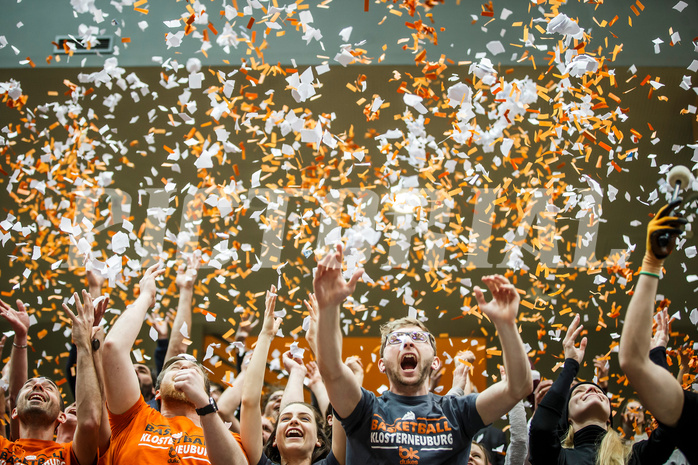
[370,413,454,464]
[0,449,67,465]
[139,422,209,464]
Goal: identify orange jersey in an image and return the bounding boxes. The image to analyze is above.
[0,437,76,465]
[109,396,244,465]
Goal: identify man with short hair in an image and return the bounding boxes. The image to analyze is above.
[313,244,533,464]
[0,290,103,465]
[134,363,157,405]
[102,262,248,465]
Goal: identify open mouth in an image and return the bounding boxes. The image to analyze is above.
[28,393,45,402]
[400,354,418,371]
[285,428,304,438]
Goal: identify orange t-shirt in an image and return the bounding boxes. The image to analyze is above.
[0,437,77,464]
[108,396,244,465]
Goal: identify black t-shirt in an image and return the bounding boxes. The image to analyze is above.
[338,387,486,465]
[255,450,339,465]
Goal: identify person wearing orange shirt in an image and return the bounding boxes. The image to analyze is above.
[0,290,104,465]
[102,262,249,465]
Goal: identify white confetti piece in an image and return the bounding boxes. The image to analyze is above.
[289,341,305,359]
[673,1,688,12]
[546,13,584,40]
[485,40,505,56]
[339,26,352,42]
[111,231,129,254]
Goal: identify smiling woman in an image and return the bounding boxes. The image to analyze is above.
[263,402,331,465]
[529,315,676,465]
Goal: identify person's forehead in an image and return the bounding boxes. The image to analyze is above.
[23,377,57,389]
[281,404,313,416]
[168,358,199,370]
[135,364,151,373]
[390,325,426,334]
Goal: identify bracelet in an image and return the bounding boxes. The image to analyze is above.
[639,270,661,279]
[12,342,28,349]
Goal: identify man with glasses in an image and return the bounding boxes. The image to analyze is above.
[313,244,533,464]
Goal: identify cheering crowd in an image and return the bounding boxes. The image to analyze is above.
[0,202,695,465]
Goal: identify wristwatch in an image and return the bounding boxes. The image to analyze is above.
[196,397,218,416]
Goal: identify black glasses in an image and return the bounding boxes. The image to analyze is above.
[387,331,431,345]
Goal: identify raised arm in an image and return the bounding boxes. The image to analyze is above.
[313,244,363,419]
[0,298,29,440]
[280,351,307,408]
[500,368,528,465]
[473,275,533,425]
[218,351,251,425]
[103,263,165,415]
[529,315,586,465]
[619,201,687,427]
[306,361,329,418]
[63,291,103,465]
[447,350,476,396]
[145,308,173,377]
[65,270,107,399]
[303,295,330,415]
[91,325,112,458]
[240,286,282,465]
[166,251,201,361]
[303,293,319,356]
[331,356,363,465]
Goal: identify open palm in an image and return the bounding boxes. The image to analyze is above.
[473,275,519,326]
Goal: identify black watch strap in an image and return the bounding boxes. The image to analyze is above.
[196,397,218,416]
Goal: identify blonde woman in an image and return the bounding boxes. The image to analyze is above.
[529,315,675,465]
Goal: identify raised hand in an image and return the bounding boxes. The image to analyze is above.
[460,350,476,364]
[563,314,587,364]
[534,379,553,410]
[282,350,306,375]
[306,361,322,387]
[451,358,470,392]
[172,364,208,407]
[313,244,363,311]
[92,294,110,327]
[0,299,30,339]
[304,293,319,353]
[138,263,165,306]
[63,290,96,347]
[176,250,202,290]
[345,355,364,385]
[260,285,282,339]
[86,268,107,294]
[473,275,520,326]
[646,200,687,261]
[650,308,670,350]
[145,310,171,339]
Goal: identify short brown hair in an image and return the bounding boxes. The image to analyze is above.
[379,317,436,357]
